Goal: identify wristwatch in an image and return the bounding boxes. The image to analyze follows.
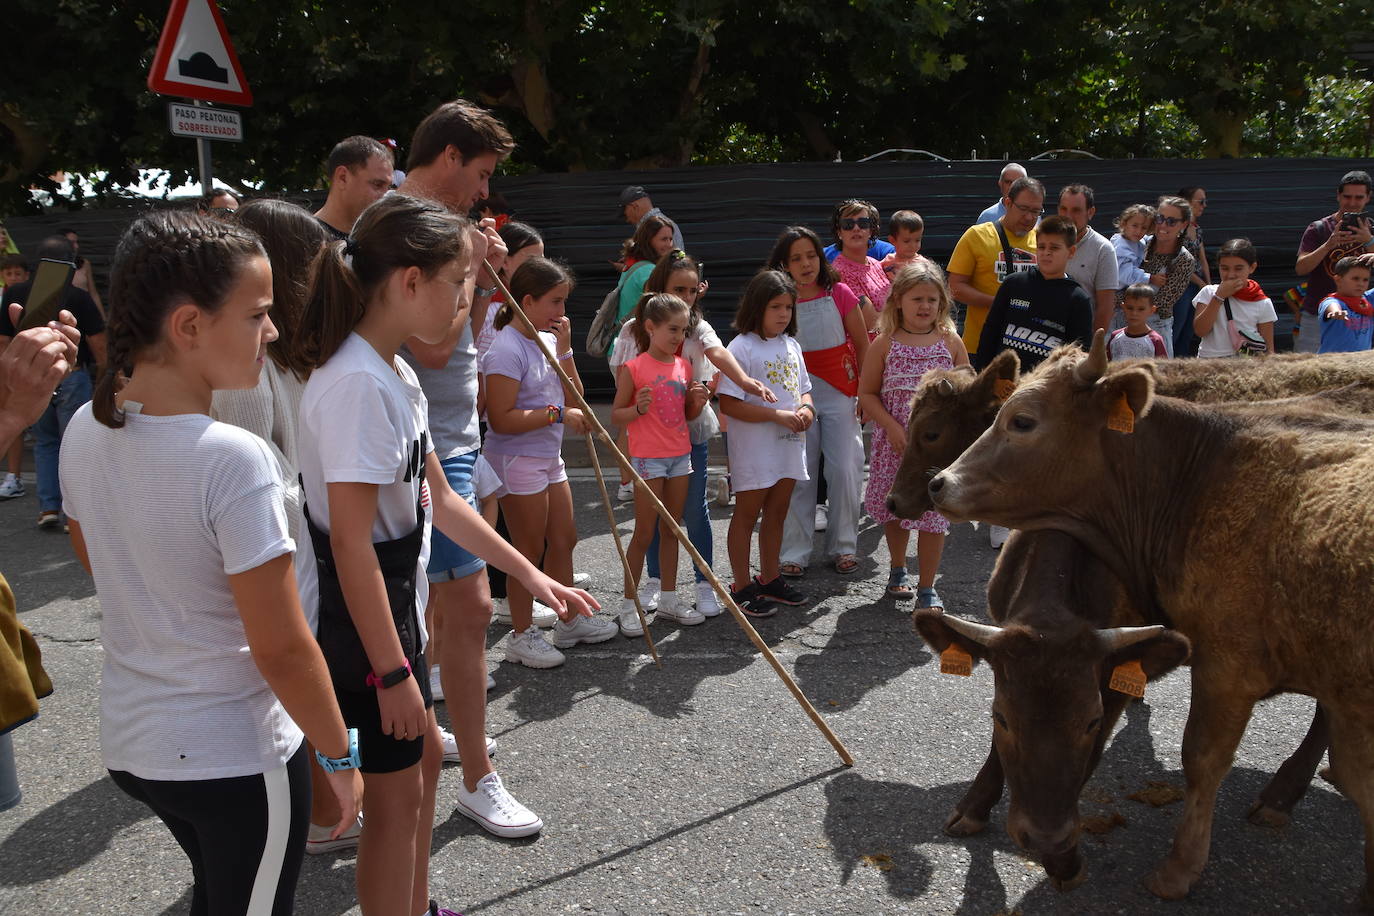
[314,728,360,773]
[473,284,497,298]
[366,660,412,689]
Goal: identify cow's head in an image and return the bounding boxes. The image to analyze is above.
[913,607,1189,888]
[886,350,1020,519]
[927,331,1155,529]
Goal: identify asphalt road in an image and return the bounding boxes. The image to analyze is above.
[0,470,1360,915]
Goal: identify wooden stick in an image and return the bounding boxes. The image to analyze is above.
[584,431,660,667]
[485,261,853,767]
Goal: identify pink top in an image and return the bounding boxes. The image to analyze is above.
[832,253,891,311]
[625,352,692,458]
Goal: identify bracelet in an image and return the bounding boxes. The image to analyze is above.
[635,403,647,415]
[557,350,574,361]
[798,403,816,416]
[365,660,412,690]
[546,404,563,425]
[314,728,360,773]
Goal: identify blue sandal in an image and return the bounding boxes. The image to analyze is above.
[916,587,943,610]
[886,568,914,599]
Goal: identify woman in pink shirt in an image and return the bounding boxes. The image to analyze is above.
[829,199,891,332]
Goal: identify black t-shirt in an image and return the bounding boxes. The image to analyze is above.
[974,268,1094,373]
[0,281,104,368]
[316,216,348,241]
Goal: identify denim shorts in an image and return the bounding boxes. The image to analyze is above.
[426,451,486,583]
[487,453,568,496]
[633,452,692,480]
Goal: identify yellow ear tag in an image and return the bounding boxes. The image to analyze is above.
[994,378,1015,401]
[1109,659,1147,697]
[1107,393,1135,434]
[940,645,973,677]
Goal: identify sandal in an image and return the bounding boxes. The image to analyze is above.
[886,567,914,599]
[780,562,806,578]
[916,587,944,610]
[834,554,860,575]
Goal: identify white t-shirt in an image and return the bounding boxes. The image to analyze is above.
[60,403,299,780]
[1192,284,1278,359]
[717,332,811,492]
[296,333,433,644]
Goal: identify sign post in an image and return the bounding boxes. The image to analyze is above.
[146,0,253,194]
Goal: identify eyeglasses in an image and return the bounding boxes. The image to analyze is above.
[1155,215,1184,227]
[839,217,875,230]
[1011,202,1044,217]
[1195,198,1207,206]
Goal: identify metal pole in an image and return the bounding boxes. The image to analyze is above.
[194,100,213,192]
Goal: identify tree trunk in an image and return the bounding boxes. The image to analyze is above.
[797,111,838,160]
[1200,109,1245,158]
[666,29,715,167]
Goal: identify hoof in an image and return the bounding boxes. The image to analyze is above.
[1052,863,1088,893]
[1246,800,1291,830]
[1144,863,1195,901]
[943,809,988,837]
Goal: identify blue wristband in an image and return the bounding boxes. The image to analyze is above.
[314,727,360,773]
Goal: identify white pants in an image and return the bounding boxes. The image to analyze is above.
[1146,313,1174,357]
[781,379,864,566]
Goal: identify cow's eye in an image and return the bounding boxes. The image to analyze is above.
[992,711,1008,729]
[922,429,940,442]
[1084,716,1101,735]
[1010,414,1036,432]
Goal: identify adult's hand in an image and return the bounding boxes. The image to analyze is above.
[0,309,80,428]
[476,217,507,284]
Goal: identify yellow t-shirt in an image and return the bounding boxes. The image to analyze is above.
[947,221,1037,352]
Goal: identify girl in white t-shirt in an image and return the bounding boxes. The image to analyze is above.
[483,257,619,669]
[61,210,362,914]
[293,196,596,916]
[717,270,815,618]
[1191,238,1277,359]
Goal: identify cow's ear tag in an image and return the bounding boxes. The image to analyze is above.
[1107,392,1135,434]
[940,645,973,677]
[1109,659,1147,697]
[994,378,1015,401]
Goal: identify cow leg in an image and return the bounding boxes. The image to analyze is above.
[1145,682,1256,901]
[945,742,1004,837]
[1321,710,1374,907]
[1249,703,1329,828]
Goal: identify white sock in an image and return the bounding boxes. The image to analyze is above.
[660,590,677,611]
[620,597,638,614]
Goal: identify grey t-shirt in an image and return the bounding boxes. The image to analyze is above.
[400,322,481,459]
[1067,227,1119,294]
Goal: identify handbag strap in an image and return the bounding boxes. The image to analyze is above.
[993,221,1016,279]
[1222,296,1235,322]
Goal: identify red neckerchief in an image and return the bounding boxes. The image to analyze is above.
[1334,293,1374,317]
[1233,279,1267,302]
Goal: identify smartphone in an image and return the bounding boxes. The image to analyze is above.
[1340,211,1369,231]
[16,258,75,332]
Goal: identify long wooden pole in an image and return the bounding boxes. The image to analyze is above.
[486,261,853,767]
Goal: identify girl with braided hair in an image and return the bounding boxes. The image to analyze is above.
[59,209,363,914]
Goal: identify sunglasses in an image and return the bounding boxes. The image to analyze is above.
[839,217,875,230]
[1155,215,1184,226]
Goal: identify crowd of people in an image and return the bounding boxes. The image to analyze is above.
[1,96,1372,915]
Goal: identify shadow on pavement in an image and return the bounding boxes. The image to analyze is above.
[0,776,151,886]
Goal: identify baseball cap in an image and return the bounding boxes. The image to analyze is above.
[618,185,649,216]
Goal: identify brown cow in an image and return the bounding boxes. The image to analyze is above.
[927,332,1374,905]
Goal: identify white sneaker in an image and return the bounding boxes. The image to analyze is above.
[814,504,829,532]
[454,772,543,838]
[305,812,363,855]
[550,614,618,648]
[712,475,733,507]
[504,629,566,669]
[990,525,1010,550]
[654,592,705,626]
[638,576,660,611]
[430,665,444,702]
[694,581,722,617]
[439,726,497,764]
[572,572,591,587]
[617,481,634,501]
[617,598,646,637]
[491,597,558,628]
[486,672,496,691]
[0,474,24,500]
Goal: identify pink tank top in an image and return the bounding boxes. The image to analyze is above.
[626,352,691,458]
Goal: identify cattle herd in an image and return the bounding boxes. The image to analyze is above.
[883,335,1374,907]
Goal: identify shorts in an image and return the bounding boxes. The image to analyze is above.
[427,452,486,583]
[334,651,433,774]
[472,452,506,502]
[633,452,693,480]
[487,452,568,496]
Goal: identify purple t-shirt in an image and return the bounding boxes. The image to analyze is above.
[1300,216,1368,313]
[480,325,564,458]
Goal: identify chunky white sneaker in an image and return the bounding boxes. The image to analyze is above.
[617,598,646,637]
[550,614,618,648]
[572,572,591,587]
[439,726,497,764]
[638,576,660,611]
[814,503,829,532]
[0,474,24,500]
[429,664,444,702]
[504,629,566,669]
[694,581,723,617]
[491,597,558,628]
[305,812,363,855]
[989,525,1010,550]
[713,475,733,507]
[454,772,543,838]
[655,592,705,626]
[616,481,634,501]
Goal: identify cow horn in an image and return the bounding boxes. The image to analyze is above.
[937,377,955,395]
[1073,330,1108,386]
[940,614,1003,647]
[1096,624,1164,653]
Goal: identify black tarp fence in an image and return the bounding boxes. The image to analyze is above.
[6,156,1371,395]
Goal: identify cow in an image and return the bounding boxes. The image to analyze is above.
[926,331,1374,905]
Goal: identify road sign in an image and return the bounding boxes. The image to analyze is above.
[167,102,243,143]
[146,0,253,106]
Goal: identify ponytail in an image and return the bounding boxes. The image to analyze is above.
[295,239,366,373]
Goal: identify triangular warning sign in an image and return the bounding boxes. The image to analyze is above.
[146,0,253,106]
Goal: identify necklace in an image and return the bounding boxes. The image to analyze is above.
[902,321,936,335]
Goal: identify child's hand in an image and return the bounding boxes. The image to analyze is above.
[886,421,907,455]
[880,252,898,274]
[775,408,806,432]
[634,386,653,416]
[1325,304,1351,323]
[1149,273,1167,288]
[523,573,601,622]
[745,376,777,402]
[686,381,709,413]
[1215,278,1245,299]
[795,406,815,431]
[321,769,364,841]
[376,676,427,743]
[564,406,589,433]
[549,315,573,354]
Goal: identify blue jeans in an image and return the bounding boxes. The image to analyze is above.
[647,439,711,584]
[33,370,92,513]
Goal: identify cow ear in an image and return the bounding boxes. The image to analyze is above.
[1097,367,1156,427]
[913,609,991,668]
[975,350,1020,405]
[1108,629,1190,682]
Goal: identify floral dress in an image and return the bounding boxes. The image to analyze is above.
[863,337,951,533]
